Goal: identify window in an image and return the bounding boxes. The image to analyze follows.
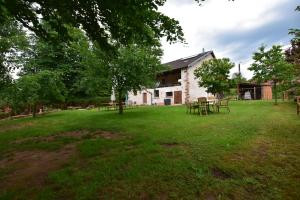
[154,90,159,98]
[166,92,173,97]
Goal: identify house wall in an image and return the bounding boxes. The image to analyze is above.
[127,85,183,105]
[186,54,213,102]
[126,53,214,105]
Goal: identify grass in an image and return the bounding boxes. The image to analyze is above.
[0,101,299,200]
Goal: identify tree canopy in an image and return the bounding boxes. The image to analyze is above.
[0,17,28,90]
[249,45,294,104]
[194,58,234,98]
[110,44,164,114]
[285,5,300,93]
[16,70,65,117]
[21,26,111,102]
[0,0,186,53]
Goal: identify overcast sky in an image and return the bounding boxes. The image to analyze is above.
[159,0,300,79]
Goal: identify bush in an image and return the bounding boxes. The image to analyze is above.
[0,112,10,120]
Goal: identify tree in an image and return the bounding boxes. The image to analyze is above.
[0,17,28,90]
[249,45,294,105]
[0,0,185,54]
[110,44,164,114]
[285,5,300,94]
[0,1,235,54]
[16,71,65,117]
[21,27,111,103]
[230,72,247,88]
[194,58,234,98]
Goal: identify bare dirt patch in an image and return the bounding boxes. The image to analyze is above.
[0,122,34,133]
[60,130,90,139]
[11,130,123,145]
[0,144,77,189]
[204,193,216,200]
[11,135,57,145]
[92,131,124,140]
[160,142,184,148]
[211,167,231,180]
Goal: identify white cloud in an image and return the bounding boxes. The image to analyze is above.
[159,0,299,79]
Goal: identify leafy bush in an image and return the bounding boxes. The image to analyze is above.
[0,112,9,120]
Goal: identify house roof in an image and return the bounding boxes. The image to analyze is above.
[163,51,215,71]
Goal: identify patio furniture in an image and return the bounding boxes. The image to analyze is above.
[186,102,193,114]
[207,98,217,112]
[198,97,208,115]
[215,98,230,113]
[297,96,300,115]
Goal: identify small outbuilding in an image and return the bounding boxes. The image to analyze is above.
[237,82,272,100]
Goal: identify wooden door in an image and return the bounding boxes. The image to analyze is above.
[174,91,182,104]
[143,93,147,104]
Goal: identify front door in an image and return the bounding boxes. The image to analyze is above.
[143,93,147,104]
[174,91,182,104]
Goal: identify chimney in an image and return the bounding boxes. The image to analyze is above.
[202,48,205,53]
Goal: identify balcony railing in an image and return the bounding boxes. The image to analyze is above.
[157,83,181,88]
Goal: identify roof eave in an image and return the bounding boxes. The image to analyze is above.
[188,51,214,68]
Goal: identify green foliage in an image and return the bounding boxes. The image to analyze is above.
[286,6,300,94]
[22,27,111,101]
[110,44,164,113]
[194,58,235,96]
[0,0,186,53]
[0,17,28,89]
[249,45,294,104]
[230,72,247,88]
[7,71,66,117]
[250,45,294,83]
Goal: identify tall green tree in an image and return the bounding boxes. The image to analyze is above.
[194,58,234,98]
[0,17,28,90]
[110,44,164,114]
[249,45,294,105]
[22,27,110,103]
[16,70,65,117]
[285,5,300,94]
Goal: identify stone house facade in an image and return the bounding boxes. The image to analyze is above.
[127,51,215,105]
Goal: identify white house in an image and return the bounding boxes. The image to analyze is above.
[127,51,216,105]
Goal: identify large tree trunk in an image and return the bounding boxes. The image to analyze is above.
[274,81,278,105]
[118,90,123,114]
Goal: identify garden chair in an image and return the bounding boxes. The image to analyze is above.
[186,102,200,114]
[197,97,208,115]
[297,96,300,115]
[215,98,230,113]
[185,102,193,114]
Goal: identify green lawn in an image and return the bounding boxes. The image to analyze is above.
[0,101,299,200]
